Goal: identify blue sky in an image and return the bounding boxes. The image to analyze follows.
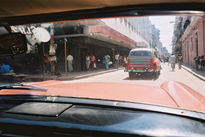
[149,16,175,53]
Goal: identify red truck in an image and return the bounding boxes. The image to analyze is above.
[125,48,161,79]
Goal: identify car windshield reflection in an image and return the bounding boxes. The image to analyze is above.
[0,15,204,98]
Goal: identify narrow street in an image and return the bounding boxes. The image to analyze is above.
[64,63,205,97]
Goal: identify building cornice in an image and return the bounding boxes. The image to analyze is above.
[181,17,201,41]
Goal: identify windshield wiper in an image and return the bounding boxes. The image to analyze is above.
[0,83,47,91]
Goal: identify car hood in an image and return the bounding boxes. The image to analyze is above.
[0,80,205,113]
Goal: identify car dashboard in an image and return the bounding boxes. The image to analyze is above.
[0,95,205,137]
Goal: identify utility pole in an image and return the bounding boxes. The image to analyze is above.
[112,47,115,59]
[64,38,68,74]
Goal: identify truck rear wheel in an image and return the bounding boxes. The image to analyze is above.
[129,72,135,79]
[153,71,160,80]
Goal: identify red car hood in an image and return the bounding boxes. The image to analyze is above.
[0,80,205,113]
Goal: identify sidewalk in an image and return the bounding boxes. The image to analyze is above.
[2,67,123,82]
[182,64,205,81]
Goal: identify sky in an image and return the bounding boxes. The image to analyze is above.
[149,16,175,53]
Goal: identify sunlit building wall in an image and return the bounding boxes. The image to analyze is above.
[101,17,152,48]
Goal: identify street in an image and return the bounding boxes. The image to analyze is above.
[63,63,205,97]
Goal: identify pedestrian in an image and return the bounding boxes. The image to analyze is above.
[178,55,183,69]
[162,56,165,64]
[90,54,95,71]
[0,63,4,74]
[0,63,13,74]
[169,55,176,71]
[85,54,90,70]
[115,53,119,69]
[124,57,127,67]
[167,57,170,66]
[104,54,109,69]
[120,56,124,66]
[44,53,50,73]
[67,54,74,72]
[121,56,124,66]
[108,55,111,60]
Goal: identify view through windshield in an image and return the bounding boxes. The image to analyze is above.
[0,16,205,98]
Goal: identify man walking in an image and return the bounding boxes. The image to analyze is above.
[169,54,176,71]
[67,54,73,72]
[85,54,90,70]
[178,55,183,69]
[44,53,50,73]
[90,54,95,71]
[115,53,119,69]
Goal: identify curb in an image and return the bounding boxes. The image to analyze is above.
[1,68,123,82]
[21,68,123,82]
[57,68,123,81]
[182,66,205,81]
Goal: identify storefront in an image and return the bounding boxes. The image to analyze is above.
[53,24,136,72]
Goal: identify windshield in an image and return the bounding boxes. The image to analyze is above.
[0,15,205,113]
[129,50,152,57]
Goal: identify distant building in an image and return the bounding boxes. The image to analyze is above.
[151,25,160,48]
[126,17,152,47]
[101,17,152,48]
[172,16,191,55]
[161,47,169,57]
[151,24,166,57]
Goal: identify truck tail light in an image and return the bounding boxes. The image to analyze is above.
[150,58,157,69]
[125,58,131,69]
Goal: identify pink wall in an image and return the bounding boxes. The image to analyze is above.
[203,19,205,57]
[182,18,205,66]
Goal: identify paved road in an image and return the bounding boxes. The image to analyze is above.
[64,63,205,97]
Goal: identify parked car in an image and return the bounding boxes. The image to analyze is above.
[125,48,161,79]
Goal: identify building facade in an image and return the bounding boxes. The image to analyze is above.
[181,17,205,66]
[151,25,160,49]
[101,17,152,47]
[8,17,156,74]
[173,16,205,67]
[172,16,183,55]
[126,17,152,47]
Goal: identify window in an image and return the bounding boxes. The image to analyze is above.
[195,32,199,56]
[191,37,193,51]
[130,51,152,57]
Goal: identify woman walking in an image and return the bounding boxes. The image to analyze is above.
[104,55,109,69]
[90,54,95,71]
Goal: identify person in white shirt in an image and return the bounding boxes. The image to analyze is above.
[178,55,183,69]
[124,57,127,65]
[169,55,176,71]
[169,55,175,64]
[85,55,90,70]
[67,54,73,72]
[115,53,119,69]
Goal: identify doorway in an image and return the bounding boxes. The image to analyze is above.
[195,32,199,57]
[80,48,88,71]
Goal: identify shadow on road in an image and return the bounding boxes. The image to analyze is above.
[123,74,158,81]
